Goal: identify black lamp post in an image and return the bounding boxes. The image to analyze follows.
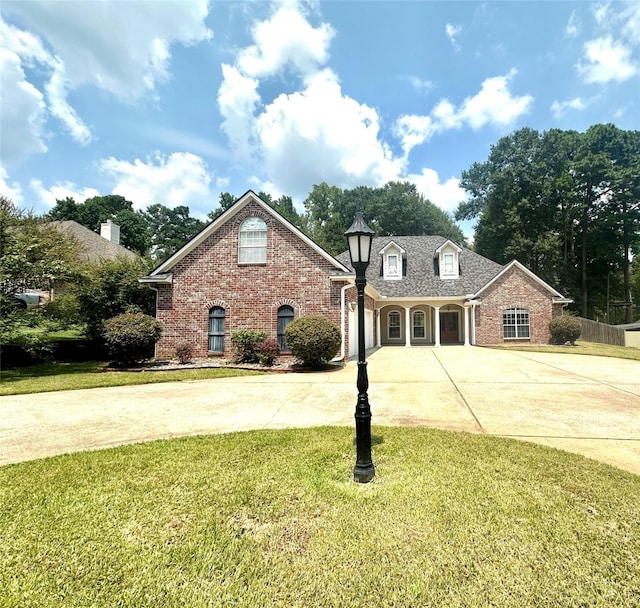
[345,211,375,483]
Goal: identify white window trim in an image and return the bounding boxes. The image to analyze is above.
[239,217,267,264]
[440,251,459,279]
[503,308,531,340]
[383,249,403,280]
[388,311,402,339]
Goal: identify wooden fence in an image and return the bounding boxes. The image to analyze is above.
[577,317,625,346]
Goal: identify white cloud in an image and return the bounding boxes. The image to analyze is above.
[405,75,433,94]
[394,115,436,157]
[97,152,215,212]
[0,47,47,163]
[255,69,404,198]
[45,58,92,145]
[593,2,610,26]
[0,167,24,205]
[565,10,580,37]
[550,97,587,118]
[0,1,212,162]
[578,36,637,83]
[407,168,465,213]
[395,69,533,156]
[458,69,534,129]
[237,5,334,78]
[218,64,261,163]
[445,23,461,50]
[30,179,100,208]
[4,0,212,101]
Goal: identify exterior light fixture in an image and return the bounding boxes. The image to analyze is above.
[344,211,375,483]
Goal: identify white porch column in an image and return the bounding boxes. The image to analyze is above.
[405,306,411,347]
[434,306,441,347]
[375,310,381,348]
[463,306,470,346]
[471,303,477,345]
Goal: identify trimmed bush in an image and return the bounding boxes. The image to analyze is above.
[549,315,582,345]
[257,337,280,367]
[284,315,341,369]
[103,312,162,366]
[175,341,195,364]
[230,330,267,363]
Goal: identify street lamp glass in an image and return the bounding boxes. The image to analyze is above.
[345,211,374,266]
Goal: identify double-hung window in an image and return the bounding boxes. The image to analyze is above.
[388,311,401,339]
[503,308,530,339]
[239,217,267,264]
[413,310,425,339]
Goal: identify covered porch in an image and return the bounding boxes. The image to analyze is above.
[376,300,477,347]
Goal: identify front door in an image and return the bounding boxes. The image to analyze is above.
[440,311,459,343]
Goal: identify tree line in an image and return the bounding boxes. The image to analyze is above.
[45,181,464,260]
[456,124,639,321]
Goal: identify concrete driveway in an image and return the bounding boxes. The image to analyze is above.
[1,347,639,475]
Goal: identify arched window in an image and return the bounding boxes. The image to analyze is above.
[239,217,267,264]
[208,306,225,352]
[277,305,294,350]
[388,311,401,339]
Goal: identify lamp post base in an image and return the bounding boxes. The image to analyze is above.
[353,462,375,483]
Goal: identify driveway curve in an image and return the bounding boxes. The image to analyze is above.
[1,347,639,475]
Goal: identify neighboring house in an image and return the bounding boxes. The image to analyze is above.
[52,220,137,262]
[141,191,571,360]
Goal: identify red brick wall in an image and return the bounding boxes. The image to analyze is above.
[155,202,346,358]
[474,266,556,345]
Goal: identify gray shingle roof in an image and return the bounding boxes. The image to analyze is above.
[337,236,503,298]
[52,220,137,262]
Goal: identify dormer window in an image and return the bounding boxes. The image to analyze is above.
[435,240,462,280]
[443,253,455,275]
[387,254,399,277]
[379,241,405,280]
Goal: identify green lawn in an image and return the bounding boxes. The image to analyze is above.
[490,340,640,361]
[0,361,262,396]
[1,427,638,607]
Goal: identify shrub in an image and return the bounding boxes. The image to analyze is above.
[549,315,582,345]
[284,316,341,369]
[230,330,267,363]
[73,257,155,341]
[43,294,81,327]
[175,341,195,364]
[103,312,162,366]
[257,337,280,367]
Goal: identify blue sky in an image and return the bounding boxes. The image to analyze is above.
[1,0,639,237]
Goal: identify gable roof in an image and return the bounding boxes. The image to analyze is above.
[338,236,503,298]
[435,239,463,254]
[146,190,351,277]
[52,220,137,262]
[473,259,567,299]
[378,240,405,255]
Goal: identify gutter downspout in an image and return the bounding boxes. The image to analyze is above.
[149,286,159,359]
[332,282,356,362]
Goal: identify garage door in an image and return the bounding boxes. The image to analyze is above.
[348,308,375,358]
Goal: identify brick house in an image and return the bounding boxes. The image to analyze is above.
[141,191,571,359]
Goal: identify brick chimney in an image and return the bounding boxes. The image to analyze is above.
[100,219,120,245]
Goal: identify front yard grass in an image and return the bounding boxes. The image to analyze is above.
[490,340,640,361]
[1,426,638,607]
[0,362,262,396]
